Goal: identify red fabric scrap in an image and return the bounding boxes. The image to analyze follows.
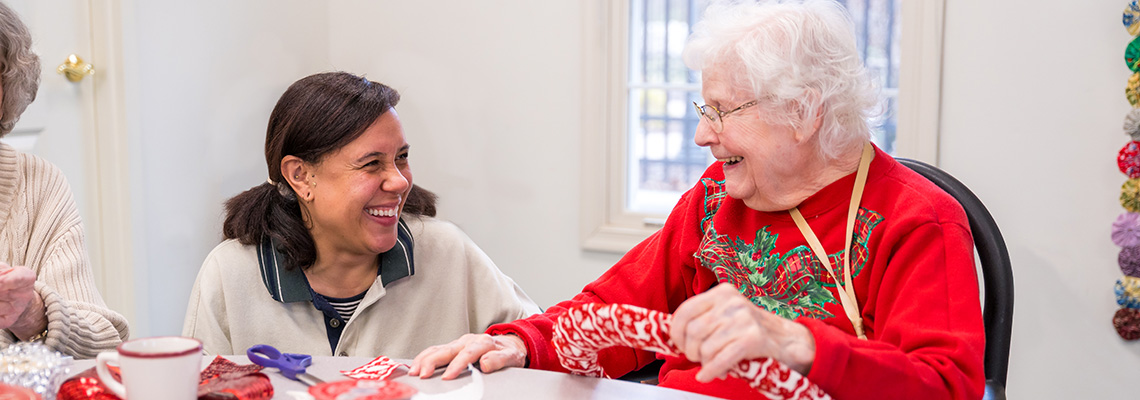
[309,379,416,400]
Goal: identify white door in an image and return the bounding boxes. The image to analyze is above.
[2,0,134,324]
[4,0,94,219]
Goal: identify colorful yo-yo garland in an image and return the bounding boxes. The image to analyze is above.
[1117,1,1140,341]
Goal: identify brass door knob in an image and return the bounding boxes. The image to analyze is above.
[57,54,95,82]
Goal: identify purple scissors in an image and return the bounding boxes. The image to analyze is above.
[247,344,326,386]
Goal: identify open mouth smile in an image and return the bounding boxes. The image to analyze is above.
[719,156,743,166]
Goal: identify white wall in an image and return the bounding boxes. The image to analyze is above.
[117,0,623,337]
[940,0,1135,397]
[120,0,332,336]
[327,0,622,309]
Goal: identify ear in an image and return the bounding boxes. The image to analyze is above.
[792,90,824,143]
[793,108,824,143]
[281,155,313,201]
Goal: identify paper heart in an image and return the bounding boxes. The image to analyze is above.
[340,356,408,381]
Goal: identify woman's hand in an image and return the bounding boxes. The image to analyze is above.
[0,262,46,339]
[670,283,817,382]
[409,333,528,380]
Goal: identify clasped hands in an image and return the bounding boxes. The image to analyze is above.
[409,284,816,382]
[0,261,45,340]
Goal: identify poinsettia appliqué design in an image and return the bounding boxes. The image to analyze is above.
[695,177,883,320]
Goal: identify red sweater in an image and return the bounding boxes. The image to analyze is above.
[489,147,985,400]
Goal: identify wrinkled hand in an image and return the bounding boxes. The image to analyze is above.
[409,333,527,380]
[670,283,816,382]
[0,262,40,333]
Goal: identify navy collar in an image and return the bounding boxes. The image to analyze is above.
[257,219,415,303]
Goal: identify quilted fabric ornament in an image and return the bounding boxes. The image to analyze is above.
[1125,109,1140,140]
[1129,73,1140,106]
[1121,247,1140,277]
[1127,36,1140,72]
[1114,308,1140,340]
[1119,142,1140,178]
[1127,1,1140,36]
[1121,179,1140,212]
[1117,276,1140,308]
[1119,276,1140,298]
[1112,213,1140,247]
[341,356,408,380]
[553,303,831,400]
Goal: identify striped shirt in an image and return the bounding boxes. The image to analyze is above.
[320,290,368,321]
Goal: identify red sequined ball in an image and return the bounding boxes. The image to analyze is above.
[1120,141,1140,178]
[58,368,121,400]
[1113,308,1140,340]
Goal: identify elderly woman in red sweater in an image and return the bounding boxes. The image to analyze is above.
[411,1,985,399]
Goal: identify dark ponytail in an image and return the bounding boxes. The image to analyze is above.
[222,181,310,262]
[403,185,437,218]
[222,72,437,271]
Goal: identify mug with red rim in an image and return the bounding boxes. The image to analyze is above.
[95,336,202,400]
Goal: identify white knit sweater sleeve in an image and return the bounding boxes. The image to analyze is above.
[0,153,129,358]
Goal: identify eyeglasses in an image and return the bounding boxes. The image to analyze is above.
[692,100,758,133]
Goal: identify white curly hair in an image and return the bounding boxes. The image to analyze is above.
[683,0,882,160]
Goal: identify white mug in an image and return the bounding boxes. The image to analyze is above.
[95,336,203,400]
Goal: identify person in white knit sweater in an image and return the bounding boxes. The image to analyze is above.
[0,2,129,358]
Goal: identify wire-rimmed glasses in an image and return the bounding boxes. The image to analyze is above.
[692,100,758,133]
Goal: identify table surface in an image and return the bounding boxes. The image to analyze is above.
[70,355,722,400]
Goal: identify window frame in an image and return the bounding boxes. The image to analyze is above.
[579,0,944,252]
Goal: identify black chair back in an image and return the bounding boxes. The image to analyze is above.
[896,158,1014,399]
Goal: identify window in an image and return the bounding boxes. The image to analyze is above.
[581,0,943,252]
[626,1,707,216]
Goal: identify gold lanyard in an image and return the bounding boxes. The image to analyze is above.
[788,142,873,340]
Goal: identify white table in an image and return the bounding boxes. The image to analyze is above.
[69,356,722,400]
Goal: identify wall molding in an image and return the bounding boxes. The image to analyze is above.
[88,0,136,325]
[896,0,946,164]
[580,0,661,253]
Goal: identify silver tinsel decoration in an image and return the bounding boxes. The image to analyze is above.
[0,342,71,400]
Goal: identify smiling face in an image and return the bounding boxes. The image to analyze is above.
[694,65,812,211]
[300,110,412,258]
